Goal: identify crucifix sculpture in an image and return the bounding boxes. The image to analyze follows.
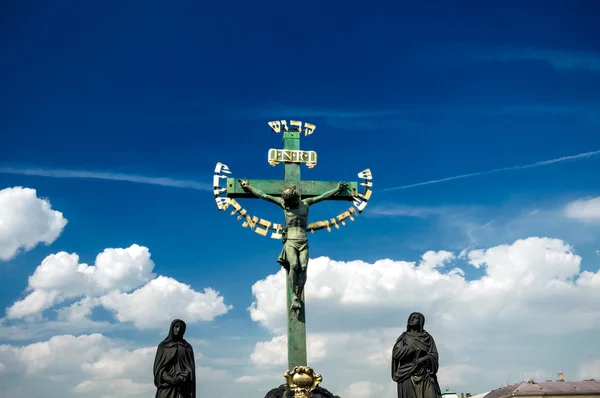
[238,179,348,313]
[212,120,373,397]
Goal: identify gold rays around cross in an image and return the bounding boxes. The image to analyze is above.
[212,162,373,239]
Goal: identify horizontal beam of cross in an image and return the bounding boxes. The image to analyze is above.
[225,178,357,201]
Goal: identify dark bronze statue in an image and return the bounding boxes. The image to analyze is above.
[239,180,346,312]
[153,319,196,398]
[392,312,442,398]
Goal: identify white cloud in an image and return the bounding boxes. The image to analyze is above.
[342,381,387,398]
[437,365,483,387]
[578,359,600,380]
[565,196,600,223]
[100,276,233,328]
[195,366,231,381]
[251,335,287,366]
[466,237,580,283]
[0,333,230,398]
[234,373,281,383]
[19,334,110,374]
[246,237,600,396]
[4,236,600,397]
[56,297,100,323]
[250,334,327,367]
[5,245,232,329]
[0,187,67,261]
[6,245,156,319]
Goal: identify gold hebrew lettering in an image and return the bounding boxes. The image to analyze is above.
[214,162,374,236]
[353,197,367,213]
[359,189,372,201]
[307,151,317,168]
[215,197,230,210]
[290,120,302,132]
[307,220,329,231]
[213,174,227,187]
[337,211,350,219]
[229,199,242,211]
[242,215,258,229]
[233,205,246,219]
[268,149,279,166]
[303,122,316,136]
[348,207,356,221]
[268,121,281,133]
[271,224,283,239]
[337,211,351,226]
[234,207,244,215]
[255,219,272,236]
[358,169,372,180]
[215,162,230,174]
[213,188,227,197]
[281,120,289,131]
[312,220,330,232]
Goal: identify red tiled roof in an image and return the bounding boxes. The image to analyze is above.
[484,381,600,398]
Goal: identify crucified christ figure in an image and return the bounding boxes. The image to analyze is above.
[239,179,347,312]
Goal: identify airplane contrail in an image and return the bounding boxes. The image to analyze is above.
[382,149,600,191]
[0,167,212,191]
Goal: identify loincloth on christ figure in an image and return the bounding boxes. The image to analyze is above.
[277,238,308,269]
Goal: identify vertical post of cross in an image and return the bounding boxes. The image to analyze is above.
[281,129,308,371]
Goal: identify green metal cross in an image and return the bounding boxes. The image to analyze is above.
[221,125,361,372]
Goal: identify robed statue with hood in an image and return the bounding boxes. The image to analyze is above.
[153,319,196,398]
[392,312,442,398]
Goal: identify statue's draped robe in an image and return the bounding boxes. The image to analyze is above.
[154,319,196,398]
[391,329,442,398]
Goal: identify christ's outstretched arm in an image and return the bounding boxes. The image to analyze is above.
[239,179,284,208]
[303,182,348,206]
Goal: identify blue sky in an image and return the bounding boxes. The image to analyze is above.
[1,1,600,397]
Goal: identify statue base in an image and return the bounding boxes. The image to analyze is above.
[263,384,341,398]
